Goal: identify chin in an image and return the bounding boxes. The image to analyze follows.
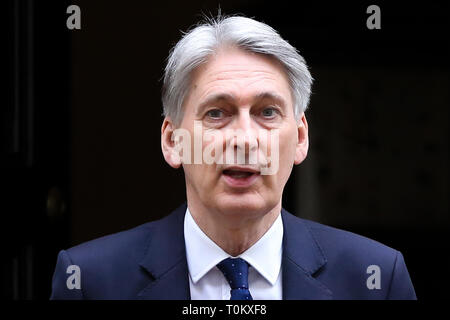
[213,193,273,216]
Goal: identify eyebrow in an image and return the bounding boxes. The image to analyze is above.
[195,91,288,116]
[254,92,287,107]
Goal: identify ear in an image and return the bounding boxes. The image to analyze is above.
[294,113,309,165]
[161,117,182,169]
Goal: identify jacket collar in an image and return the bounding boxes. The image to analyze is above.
[281,208,333,299]
[137,203,191,300]
[137,203,332,300]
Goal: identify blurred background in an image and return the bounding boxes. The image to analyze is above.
[2,0,448,299]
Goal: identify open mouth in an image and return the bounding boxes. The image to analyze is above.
[221,167,260,187]
[222,170,255,179]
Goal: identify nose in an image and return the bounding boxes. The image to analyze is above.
[227,110,258,164]
[233,109,253,132]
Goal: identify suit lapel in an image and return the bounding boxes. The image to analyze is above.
[135,204,332,300]
[137,203,191,300]
[281,209,333,300]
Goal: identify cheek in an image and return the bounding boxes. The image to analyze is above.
[279,128,298,159]
[202,130,223,163]
[275,130,297,176]
[184,161,217,176]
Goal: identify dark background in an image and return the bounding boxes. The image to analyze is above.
[2,0,448,299]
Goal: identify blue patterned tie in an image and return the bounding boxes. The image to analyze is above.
[217,258,253,300]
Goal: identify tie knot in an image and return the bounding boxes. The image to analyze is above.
[217,258,250,290]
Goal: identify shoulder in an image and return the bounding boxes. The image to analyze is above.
[282,210,398,265]
[65,221,155,268]
[50,221,156,299]
[50,206,185,299]
[301,217,398,262]
[282,211,416,299]
[65,206,183,268]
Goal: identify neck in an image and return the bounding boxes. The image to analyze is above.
[187,199,281,257]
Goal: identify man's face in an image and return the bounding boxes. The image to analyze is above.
[163,46,308,217]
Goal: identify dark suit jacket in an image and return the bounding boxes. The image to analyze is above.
[50,203,416,299]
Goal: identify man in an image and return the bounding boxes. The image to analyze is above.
[50,15,416,299]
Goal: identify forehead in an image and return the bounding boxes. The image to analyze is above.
[187,47,293,106]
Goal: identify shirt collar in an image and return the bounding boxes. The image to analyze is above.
[184,207,283,286]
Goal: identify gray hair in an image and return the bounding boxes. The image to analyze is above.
[162,15,313,125]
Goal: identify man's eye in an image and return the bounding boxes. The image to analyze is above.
[206,109,224,119]
[261,107,278,118]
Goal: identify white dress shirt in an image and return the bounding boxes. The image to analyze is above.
[184,207,283,300]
